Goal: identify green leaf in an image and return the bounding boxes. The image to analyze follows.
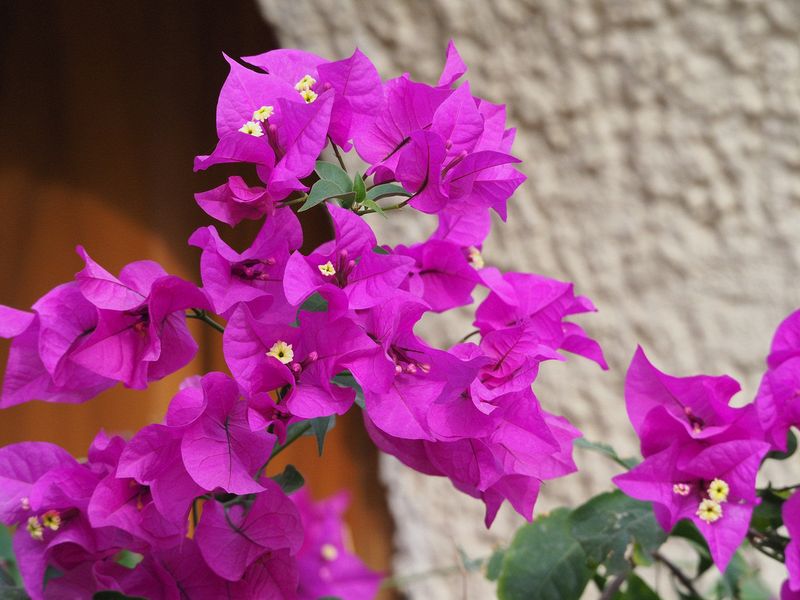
[331,372,365,409]
[299,179,346,212]
[0,584,30,600]
[497,508,591,600]
[751,490,783,531]
[570,490,666,575]
[766,430,797,461]
[574,438,639,469]
[353,172,367,204]
[372,245,390,255]
[114,550,143,569]
[360,197,386,217]
[308,415,335,456]
[671,521,713,578]
[271,464,305,494]
[365,183,411,201]
[293,293,328,326]
[617,573,661,600]
[315,161,353,194]
[485,548,506,581]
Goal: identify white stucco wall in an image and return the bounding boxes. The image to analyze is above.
[257,0,800,596]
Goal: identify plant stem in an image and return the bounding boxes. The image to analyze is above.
[652,551,701,598]
[761,482,800,494]
[457,329,481,344]
[328,136,347,172]
[280,194,308,207]
[599,571,628,600]
[271,422,312,459]
[358,198,412,216]
[187,309,225,333]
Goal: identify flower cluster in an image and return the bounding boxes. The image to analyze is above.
[0,42,606,598]
[615,319,800,582]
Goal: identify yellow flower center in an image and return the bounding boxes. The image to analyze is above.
[267,341,294,365]
[295,74,317,91]
[672,483,691,496]
[300,89,318,104]
[318,261,336,277]
[707,478,730,503]
[42,510,61,531]
[696,499,723,523]
[26,516,43,540]
[238,120,264,137]
[320,543,339,561]
[252,105,274,122]
[467,246,485,269]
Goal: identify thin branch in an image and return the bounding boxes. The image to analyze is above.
[599,571,628,600]
[457,329,481,344]
[187,309,225,333]
[257,421,314,479]
[652,551,701,599]
[328,136,347,172]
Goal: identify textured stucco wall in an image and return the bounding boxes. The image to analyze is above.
[257,0,800,597]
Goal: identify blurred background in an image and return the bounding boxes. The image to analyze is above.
[1,1,799,598]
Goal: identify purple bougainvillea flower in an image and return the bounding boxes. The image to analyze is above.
[195,478,302,581]
[625,347,756,456]
[438,39,467,87]
[189,207,302,319]
[475,270,607,370]
[768,309,800,369]
[116,423,204,528]
[224,304,383,419]
[194,176,274,228]
[283,204,414,312]
[180,372,276,495]
[392,239,479,312]
[614,438,770,572]
[755,356,800,451]
[0,284,116,407]
[292,488,382,600]
[354,75,451,171]
[785,490,800,593]
[70,247,209,389]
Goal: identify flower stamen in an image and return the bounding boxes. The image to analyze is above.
[268,341,294,365]
[696,499,723,523]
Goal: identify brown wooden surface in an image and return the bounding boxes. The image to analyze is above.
[0,3,397,595]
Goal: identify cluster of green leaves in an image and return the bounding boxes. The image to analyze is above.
[299,161,409,216]
[484,434,795,600]
[485,491,773,600]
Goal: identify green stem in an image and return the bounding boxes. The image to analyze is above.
[457,329,481,344]
[761,482,800,494]
[358,197,413,216]
[328,136,347,172]
[256,421,313,479]
[653,551,701,598]
[187,309,225,333]
[280,194,308,207]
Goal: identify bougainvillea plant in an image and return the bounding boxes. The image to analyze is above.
[0,41,796,600]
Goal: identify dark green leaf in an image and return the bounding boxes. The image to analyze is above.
[308,415,335,456]
[0,584,29,600]
[299,180,346,212]
[293,293,328,327]
[331,372,365,409]
[365,183,411,201]
[360,197,386,217]
[93,593,147,600]
[315,161,353,194]
[497,508,591,600]
[570,491,666,575]
[751,490,783,531]
[372,245,390,255]
[271,464,305,494]
[766,430,797,461]
[616,573,661,600]
[114,550,143,570]
[574,438,639,469]
[485,548,505,581]
[739,575,773,600]
[671,521,713,577]
[353,172,367,203]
